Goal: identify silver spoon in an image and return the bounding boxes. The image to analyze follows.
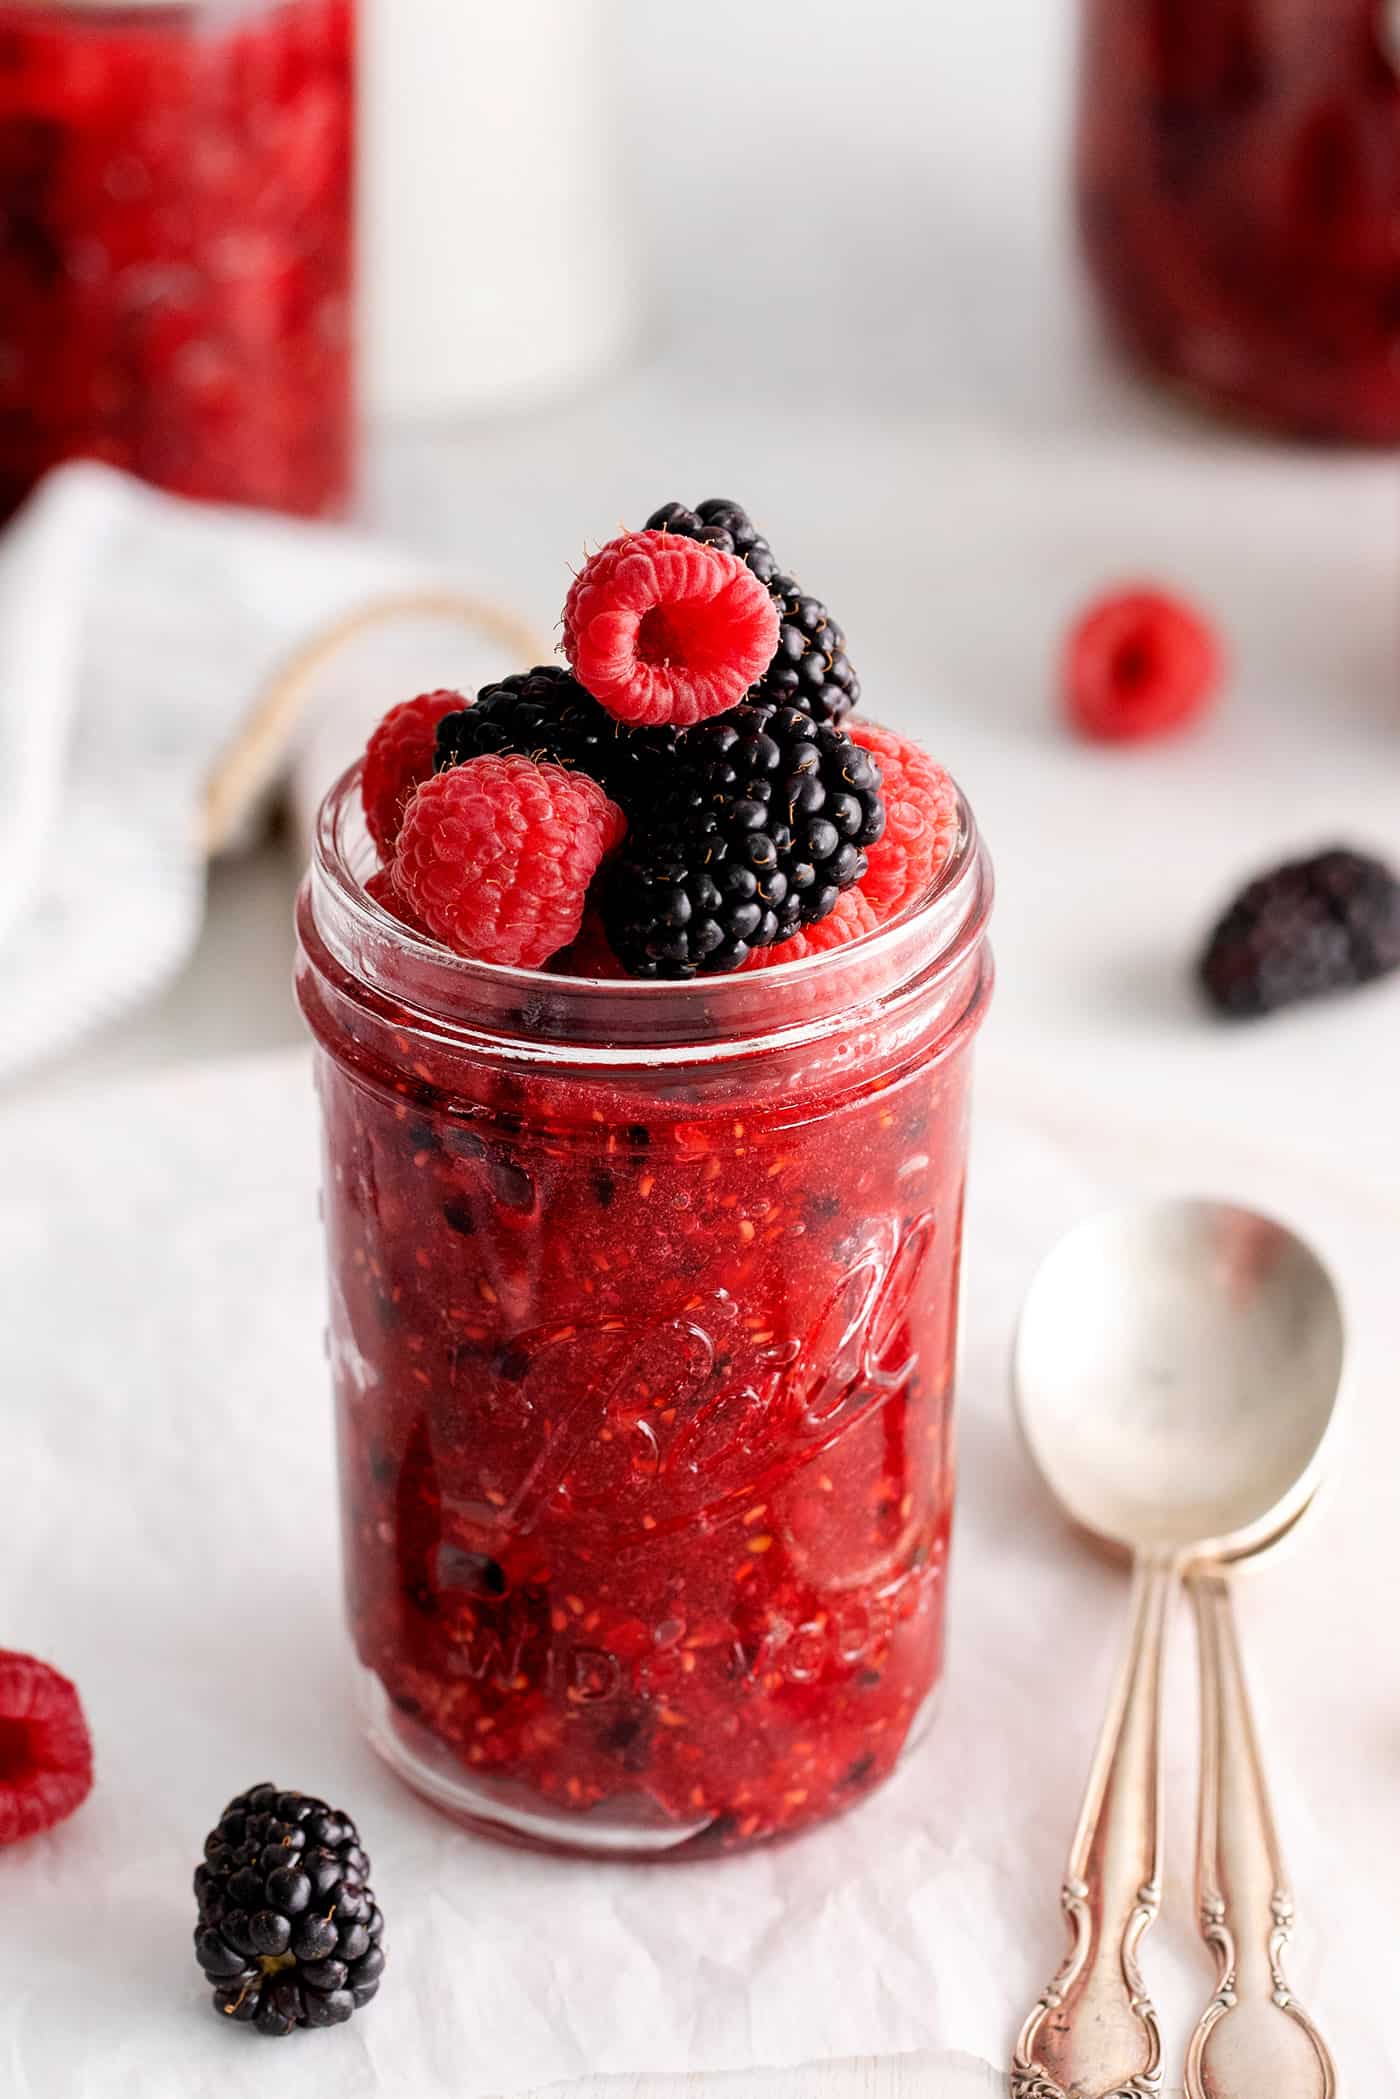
[1009,1198,1344,2099]
[1184,1539,1339,2099]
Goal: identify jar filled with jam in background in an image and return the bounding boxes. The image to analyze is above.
[1076,0,1400,444]
[0,0,355,519]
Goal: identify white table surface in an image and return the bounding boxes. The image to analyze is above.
[6,1055,1397,2099]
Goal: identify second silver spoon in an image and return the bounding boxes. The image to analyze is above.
[1011,1199,1343,2099]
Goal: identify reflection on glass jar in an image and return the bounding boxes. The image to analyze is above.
[1076,0,1400,443]
[0,0,355,518]
[297,763,994,1858]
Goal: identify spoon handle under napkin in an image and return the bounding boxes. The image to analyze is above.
[1185,1569,1336,2099]
[1012,1551,1171,2099]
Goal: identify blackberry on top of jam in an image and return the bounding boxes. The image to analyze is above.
[0,0,355,517]
[1076,0,1400,443]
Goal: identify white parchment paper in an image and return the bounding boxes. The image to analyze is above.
[1,1054,1395,2097]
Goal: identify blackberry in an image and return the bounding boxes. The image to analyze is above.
[1200,846,1400,1017]
[646,498,778,586]
[645,499,859,725]
[758,572,861,724]
[603,703,885,977]
[193,1784,385,2037]
[434,666,675,809]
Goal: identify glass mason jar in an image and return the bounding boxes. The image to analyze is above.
[1076,0,1400,443]
[0,0,354,519]
[297,763,993,1858]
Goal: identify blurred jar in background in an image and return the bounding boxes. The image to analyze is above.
[1076,0,1400,444]
[0,0,354,519]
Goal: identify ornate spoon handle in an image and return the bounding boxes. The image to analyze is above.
[1012,1552,1172,2099]
[1185,1570,1336,2099]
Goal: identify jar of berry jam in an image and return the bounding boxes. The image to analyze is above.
[1076,0,1400,443]
[297,760,993,1857]
[0,0,354,518]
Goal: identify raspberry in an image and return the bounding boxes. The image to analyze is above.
[562,530,780,728]
[363,865,431,938]
[392,756,625,969]
[1062,586,1221,743]
[646,500,860,725]
[745,719,959,970]
[362,690,467,857]
[741,883,883,968]
[846,719,960,914]
[0,1650,93,1846]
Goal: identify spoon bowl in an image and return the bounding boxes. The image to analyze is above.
[1013,1197,1344,1563]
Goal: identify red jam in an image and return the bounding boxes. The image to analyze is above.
[297,768,992,1856]
[1076,0,1400,443]
[0,0,354,517]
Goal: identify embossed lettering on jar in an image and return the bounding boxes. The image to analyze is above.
[297,763,993,1857]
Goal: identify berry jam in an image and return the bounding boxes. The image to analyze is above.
[0,0,354,518]
[297,767,992,1856]
[1076,0,1400,443]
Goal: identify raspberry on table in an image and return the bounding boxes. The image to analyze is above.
[646,499,860,725]
[562,529,780,727]
[393,756,626,969]
[0,1650,93,1846]
[1062,585,1221,743]
[745,719,960,969]
[362,689,468,857]
[194,1784,384,2037]
[1199,846,1400,1017]
[602,703,884,977]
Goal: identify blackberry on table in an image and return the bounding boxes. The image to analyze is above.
[194,1784,385,2037]
[603,702,885,977]
[645,499,860,725]
[1200,846,1400,1017]
[435,666,676,809]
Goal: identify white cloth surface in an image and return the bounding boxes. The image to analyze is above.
[0,464,523,1089]
[2,1051,1396,2098]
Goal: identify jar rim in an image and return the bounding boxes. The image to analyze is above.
[305,758,993,1066]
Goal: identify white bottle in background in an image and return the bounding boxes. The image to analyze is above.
[361,0,638,419]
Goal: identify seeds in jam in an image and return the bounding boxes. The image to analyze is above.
[300,988,976,1855]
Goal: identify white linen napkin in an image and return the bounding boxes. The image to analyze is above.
[0,464,535,1086]
[2,1051,1395,2097]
